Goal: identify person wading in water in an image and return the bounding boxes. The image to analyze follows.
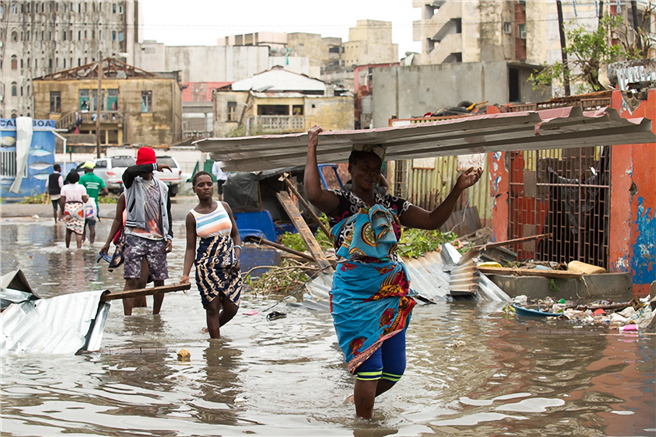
[304,125,481,419]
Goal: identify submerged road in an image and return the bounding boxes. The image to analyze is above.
[1,196,197,221]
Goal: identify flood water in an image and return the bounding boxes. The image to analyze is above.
[1,220,654,436]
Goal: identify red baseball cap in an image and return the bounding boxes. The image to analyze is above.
[136,147,156,165]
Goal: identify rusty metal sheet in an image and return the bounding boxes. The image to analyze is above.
[195,107,655,172]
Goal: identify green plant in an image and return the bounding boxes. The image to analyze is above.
[529,15,627,93]
[19,193,48,204]
[397,228,458,258]
[245,259,313,296]
[98,196,118,204]
[548,278,560,294]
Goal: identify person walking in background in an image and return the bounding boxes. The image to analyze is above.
[46,164,64,223]
[180,171,242,338]
[60,171,89,249]
[120,147,173,316]
[79,161,108,244]
[211,160,228,201]
[304,125,482,419]
[74,111,83,134]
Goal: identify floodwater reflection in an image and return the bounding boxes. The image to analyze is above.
[1,222,654,436]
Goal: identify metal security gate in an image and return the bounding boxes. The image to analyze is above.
[508,146,611,268]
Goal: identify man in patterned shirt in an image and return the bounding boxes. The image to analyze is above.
[120,147,173,316]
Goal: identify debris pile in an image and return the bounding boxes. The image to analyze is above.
[506,295,656,333]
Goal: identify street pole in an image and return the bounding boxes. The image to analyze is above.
[96,52,102,158]
[556,1,571,96]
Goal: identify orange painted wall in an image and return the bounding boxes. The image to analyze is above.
[486,105,510,243]
[609,90,656,296]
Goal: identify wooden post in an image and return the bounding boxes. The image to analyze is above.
[276,191,332,271]
[100,283,191,302]
[257,236,316,262]
[279,174,331,239]
[556,1,571,96]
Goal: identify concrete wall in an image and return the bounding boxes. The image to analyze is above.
[344,20,398,66]
[33,77,182,146]
[371,62,502,128]
[213,91,251,137]
[133,43,270,83]
[165,46,270,83]
[304,96,354,131]
[212,92,353,136]
[133,40,167,72]
[412,0,599,70]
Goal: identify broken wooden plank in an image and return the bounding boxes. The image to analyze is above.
[101,283,191,302]
[276,191,332,271]
[258,237,316,262]
[474,233,551,250]
[280,174,332,239]
[476,266,583,279]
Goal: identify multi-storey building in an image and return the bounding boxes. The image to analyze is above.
[412,0,655,66]
[0,0,139,119]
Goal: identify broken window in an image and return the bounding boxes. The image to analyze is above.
[79,89,90,111]
[257,105,289,116]
[227,101,237,121]
[50,91,61,113]
[107,89,119,111]
[141,91,152,113]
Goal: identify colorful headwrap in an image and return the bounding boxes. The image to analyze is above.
[352,144,386,161]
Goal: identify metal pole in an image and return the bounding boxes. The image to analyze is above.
[556,1,571,96]
[96,52,102,158]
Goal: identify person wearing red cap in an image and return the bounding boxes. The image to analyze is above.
[117,147,174,316]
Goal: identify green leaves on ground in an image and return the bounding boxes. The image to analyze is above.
[245,259,313,296]
[397,228,458,258]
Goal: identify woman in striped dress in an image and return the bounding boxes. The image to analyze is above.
[181,171,243,338]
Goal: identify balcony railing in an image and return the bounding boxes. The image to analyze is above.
[56,111,124,130]
[252,115,305,132]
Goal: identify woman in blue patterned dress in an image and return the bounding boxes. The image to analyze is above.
[304,125,482,419]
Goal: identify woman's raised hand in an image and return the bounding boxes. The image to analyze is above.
[308,125,324,149]
[455,167,483,191]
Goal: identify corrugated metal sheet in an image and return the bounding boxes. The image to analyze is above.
[195,106,655,172]
[400,155,492,221]
[1,290,110,354]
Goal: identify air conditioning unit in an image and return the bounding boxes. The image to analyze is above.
[520,29,527,39]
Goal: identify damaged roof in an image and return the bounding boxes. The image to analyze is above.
[195,106,656,172]
[225,66,326,93]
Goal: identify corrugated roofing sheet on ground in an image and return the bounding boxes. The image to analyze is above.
[195,106,655,172]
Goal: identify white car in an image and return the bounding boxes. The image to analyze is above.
[154,156,182,197]
[76,156,135,194]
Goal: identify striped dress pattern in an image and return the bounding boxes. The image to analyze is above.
[191,203,242,308]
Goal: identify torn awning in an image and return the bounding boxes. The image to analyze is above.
[194,106,656,172]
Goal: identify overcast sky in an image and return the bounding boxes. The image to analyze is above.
[139,0,422,58]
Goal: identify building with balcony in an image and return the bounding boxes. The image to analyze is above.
[0,0,140,120]
[412,0,656,67]
[213,66,353,137]
[32,58,182,147]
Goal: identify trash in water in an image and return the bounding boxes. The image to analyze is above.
[267,311,287,321]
